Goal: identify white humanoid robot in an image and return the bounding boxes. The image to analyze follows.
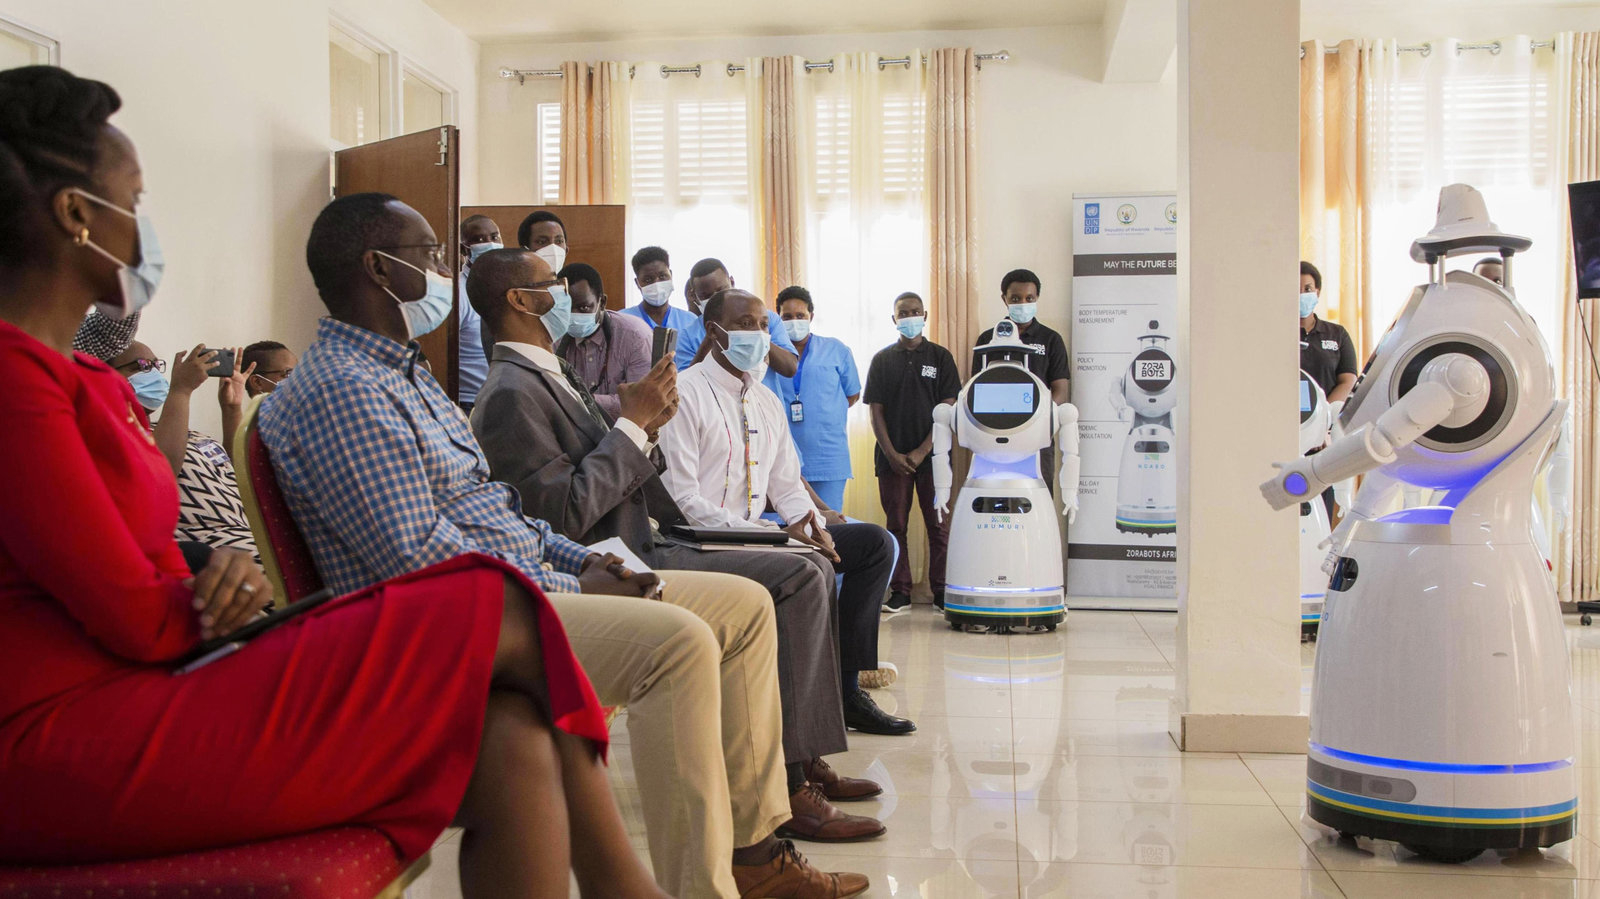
[1296,371,1334,637]
[1111,321,1179,536]
[1260,185,1575,862]
[931,318,1082,633]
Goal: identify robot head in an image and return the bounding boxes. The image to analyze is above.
[1123,321,1178,415]
[975,317,1031,370]
[1298,370,1331,455]
[1410,184,1532,291]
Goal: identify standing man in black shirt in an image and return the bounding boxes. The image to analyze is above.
[1298,261,1358,403]
[866,292,962,613]
[972,269,1071,491]
[971,269,1071,403]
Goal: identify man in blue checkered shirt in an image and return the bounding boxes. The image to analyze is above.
[258,193,869,899]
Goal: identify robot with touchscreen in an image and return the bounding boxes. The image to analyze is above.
[1260,184,1575,862]
[930,319,1081,633]
[1296,371,1336,638]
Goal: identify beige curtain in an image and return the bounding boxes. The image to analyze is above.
[750,56,806,302]
[926,48,981,382]
[558,61,630,204]
[1298,39,1377,356]
[1558,32,1600,603]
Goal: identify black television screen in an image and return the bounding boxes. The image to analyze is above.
[1571,180,1600,299]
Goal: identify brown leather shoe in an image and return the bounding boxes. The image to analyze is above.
[776,784,886,842]
[803,757,882,801]
[733,840,870,898]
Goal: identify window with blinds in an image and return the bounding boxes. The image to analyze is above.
[810,92,925,202]
[536,102,562,203]
[630,99,750,203]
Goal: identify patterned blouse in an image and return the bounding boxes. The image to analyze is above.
[173,430,260,562]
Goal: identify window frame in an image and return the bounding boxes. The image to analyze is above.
[327,14,458,152]
[0,14,59,66]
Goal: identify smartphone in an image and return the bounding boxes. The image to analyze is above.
[205,347,236,378]
[651,327,678,367]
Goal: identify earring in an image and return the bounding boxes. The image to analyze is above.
[73,228,90,247]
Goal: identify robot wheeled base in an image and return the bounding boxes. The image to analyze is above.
[1314,795,1572,864]
[945,609,1063,634]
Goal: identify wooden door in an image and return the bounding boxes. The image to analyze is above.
[460,205,628,310]
[334,127,462,396]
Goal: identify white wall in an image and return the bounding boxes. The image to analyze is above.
[477,25,1179,345]
[0,0,478,436]
[1302,2,1600,42]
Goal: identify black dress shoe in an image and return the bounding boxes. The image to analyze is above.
[842,689,916,735]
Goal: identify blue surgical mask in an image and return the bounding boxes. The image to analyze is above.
[466,241,502,263]
[568,310,600,340]
[717,324,770,373]
[1007,302,1038,324]
[895,315,926,339]
[783,319,811,342]
[1299,291,1319,318]
[517,283,572,345]
[641,280,673,307]
[376,251,454,341]
[74,189,164,321]
[129,369,169,411]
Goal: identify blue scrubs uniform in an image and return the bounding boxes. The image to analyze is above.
[769,334,860,511]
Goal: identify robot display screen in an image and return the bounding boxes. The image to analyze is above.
[973,383,1035,414]
[1300,379,1313,413]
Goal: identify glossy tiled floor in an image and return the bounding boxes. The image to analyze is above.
[409,608,1600,898]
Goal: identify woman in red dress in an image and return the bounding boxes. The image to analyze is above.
[0,66,667,899]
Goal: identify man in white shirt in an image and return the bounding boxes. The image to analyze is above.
[660,289,913,737]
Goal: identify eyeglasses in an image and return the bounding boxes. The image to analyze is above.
[117,358,166,374]
[251,369,291,383]
[377,243,449,269]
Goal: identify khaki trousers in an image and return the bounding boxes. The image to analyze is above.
[549,569,790,899]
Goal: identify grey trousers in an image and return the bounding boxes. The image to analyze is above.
[645,542,848,763]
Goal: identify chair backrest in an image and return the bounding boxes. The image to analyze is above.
[231,395,325,605]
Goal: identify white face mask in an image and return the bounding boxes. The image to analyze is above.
[641,280,674,307]
[534,243,567,273]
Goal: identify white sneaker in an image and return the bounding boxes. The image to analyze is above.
[859,661,898,689]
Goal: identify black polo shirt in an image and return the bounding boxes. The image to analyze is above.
[864,338,962,475]
[972,320,1071,387]
[1299,315,1358,395]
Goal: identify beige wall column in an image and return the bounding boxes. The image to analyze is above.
[1172,0,1307,752]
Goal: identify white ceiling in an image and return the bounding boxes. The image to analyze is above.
[422,0,1109,43]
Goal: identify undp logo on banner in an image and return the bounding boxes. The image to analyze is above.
[1084,203,1100,234]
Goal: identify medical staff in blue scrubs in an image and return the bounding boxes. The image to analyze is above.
[675,258,799,375]
[620,245,699,334]
[768,286,860,513]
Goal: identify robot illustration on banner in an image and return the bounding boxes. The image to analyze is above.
[1110,321,1178,536]
[1260,184,1575,862]
[930,318,1082,633]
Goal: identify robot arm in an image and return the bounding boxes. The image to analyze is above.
[1548,411,1573,535]
[931,403,956,522]
[1108,375,1132,422]
[1261,354,1488,511]
[1056,402,1081,524]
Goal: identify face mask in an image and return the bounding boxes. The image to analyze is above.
[466,241,502,266]
[75,190,164,320]
[784,319,811,342]
[129,369,169,411]
[569,310,600,340]
[376,251,453,341]
[896,315,926,339]
[641,280,674,307]
[1007,302,1038,325]
[1299,291,1319,318]
[534,243,567,273]
[517,284,572,345]
[718,325,770,373]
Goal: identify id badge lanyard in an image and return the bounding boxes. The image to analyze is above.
[789,338,811,423]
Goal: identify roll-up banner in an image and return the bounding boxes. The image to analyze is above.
[1068,193,1179,611]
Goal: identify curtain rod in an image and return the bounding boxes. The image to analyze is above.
[1300,37,1555,59]
[498,50,1010,84]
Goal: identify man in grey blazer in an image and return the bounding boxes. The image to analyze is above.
[466,248,888,857]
